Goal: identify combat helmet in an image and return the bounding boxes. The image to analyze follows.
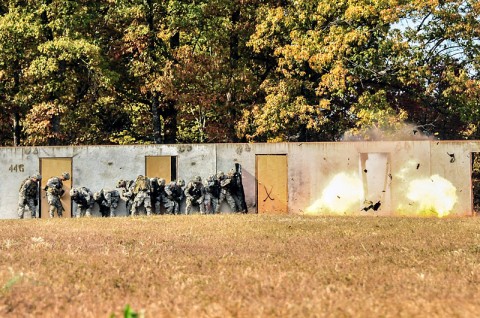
[61,172,70,180]
[176,178,185,187]
[69,188,78,198]
[157,178,166,186]
[93,191,102,201]
[31,174,42,180]
[193,175,202,183]
[217,171,224,179]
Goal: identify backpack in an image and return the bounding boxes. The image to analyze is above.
[133,175,151,194]
[19,178,29,192]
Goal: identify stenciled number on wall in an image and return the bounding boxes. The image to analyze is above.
[9,164,24,172]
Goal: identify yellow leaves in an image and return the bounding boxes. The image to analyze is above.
[344,4,376,22]
[318,62,349,96]
[343,90,413,141]
[239,77,328,141]
[319,99,331,110]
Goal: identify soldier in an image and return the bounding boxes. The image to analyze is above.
[184,176,205,214]
[93,188,120,217]
[131,175,152,216]
[203,174,220,214]
[70,187,95,218]
[216,171,237,213]
[230,167,248,213]
[154,178,167,214]
[17,174,42,219]
[150,177,161,214]
[163,179,185,214]
[45,172,70,218]
[117,179,135,216]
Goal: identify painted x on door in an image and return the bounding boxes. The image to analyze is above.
[256,155,288,214]
[40,158,72,218]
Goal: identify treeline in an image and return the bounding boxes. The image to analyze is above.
[0,0,479,146]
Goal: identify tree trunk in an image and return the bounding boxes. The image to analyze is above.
[228,6,241,142]
[160,98,177,144]
[13,113,21,146]
[41,0,60,146]
[150,92,162,144]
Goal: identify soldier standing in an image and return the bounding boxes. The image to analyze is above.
[70,187,95,218]
[17,174,42,219]
[204,174,220,214]
[131,175,153,216]
[94,188,120,217]
[163,179,185,214]
[230,166,248,213]
[150,177,161,214]
[117,179,135,216]
[184,176,205,214]
[45,172,70,218]
[154,178,166,214]
[216,171,237,213]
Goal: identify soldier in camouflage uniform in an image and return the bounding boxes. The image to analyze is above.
[216,171,237,213]
[117,179,135,216]
[154,178,166,214]
[131,175,153,216]
[45,172,70,218]
[204,174,220,214]
[70,187,95,218]
[163,179,185,214]
[184,176,205,214]
[17,174,42,219]
[93,188,120,217]
[150,177,161,214]
[229,168,247,213]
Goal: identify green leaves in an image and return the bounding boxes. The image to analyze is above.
[0,0,479,145]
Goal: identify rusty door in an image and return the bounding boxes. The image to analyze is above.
[256,155,288,214]
[145,156,176,182]
[40,158,72,218]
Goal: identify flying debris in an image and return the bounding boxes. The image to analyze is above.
[447,153,455,163]
[362,201,381,212]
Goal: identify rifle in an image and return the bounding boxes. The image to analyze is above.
[235,163,248,213]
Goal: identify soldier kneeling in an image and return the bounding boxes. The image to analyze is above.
[70,187,95,218]
[184,176,205,214]
[94,188,120,217]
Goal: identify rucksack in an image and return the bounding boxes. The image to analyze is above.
[19,178,29,192]
[133,175,151,194]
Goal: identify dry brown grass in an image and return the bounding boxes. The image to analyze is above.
[1,214,480,318]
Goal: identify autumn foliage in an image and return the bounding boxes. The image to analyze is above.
[1,1,479,145]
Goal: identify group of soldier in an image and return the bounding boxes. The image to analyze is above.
[18,167,247,219]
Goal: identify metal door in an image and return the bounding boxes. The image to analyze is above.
[256,155,288,214]
[40,158,72,218]
[145,156,176,182]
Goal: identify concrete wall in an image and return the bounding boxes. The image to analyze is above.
[1,141,477,219]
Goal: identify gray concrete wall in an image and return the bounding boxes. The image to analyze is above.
[1,141,477,219]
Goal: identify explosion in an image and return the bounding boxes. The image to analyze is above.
[306,172,364,215]
[404,174,458,217]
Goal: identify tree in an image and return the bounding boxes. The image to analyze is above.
[0,3,40,145]
[241,0,480,141]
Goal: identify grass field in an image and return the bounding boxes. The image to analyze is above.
[1,214,480,317]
